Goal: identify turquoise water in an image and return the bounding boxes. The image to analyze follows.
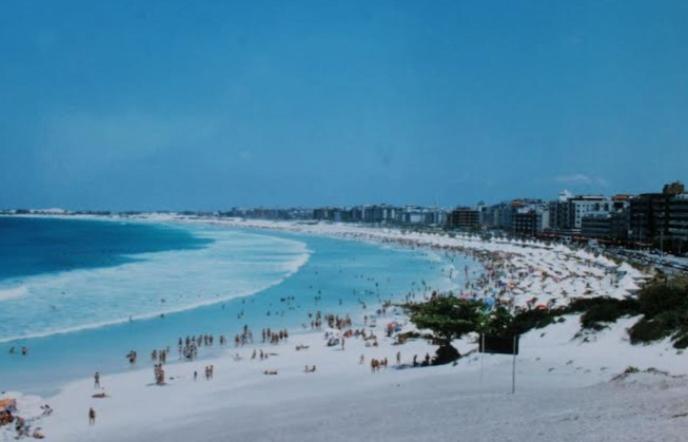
[0,218,475,395]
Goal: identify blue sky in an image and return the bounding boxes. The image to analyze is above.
[1,1,687,210]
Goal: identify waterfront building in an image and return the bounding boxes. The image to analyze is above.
[447,207,480,230]
[548,190,574,231]
[568,195,610,230]
[511,200,549,236]
[630,181,688,253]
[512,209,540,237]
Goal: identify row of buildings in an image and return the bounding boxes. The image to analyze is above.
[446,182,688,254]
[221,205,448,227]
[222,181,688,255]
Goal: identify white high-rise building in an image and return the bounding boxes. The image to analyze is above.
[568,195,610,230]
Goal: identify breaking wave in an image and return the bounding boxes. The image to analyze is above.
[0,228,310,343]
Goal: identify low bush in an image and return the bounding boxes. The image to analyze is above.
[510,308,563,335]
[637,282,688,318]
[574,298,640,330]
[629,278,688,348]
[672,332,688,349]
[629,318,671,344]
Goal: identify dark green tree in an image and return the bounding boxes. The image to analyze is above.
[481,305,516,336]
[403,296,486,364]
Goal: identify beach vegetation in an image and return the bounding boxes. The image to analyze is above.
[402,296,485,364]
[505,277,688,348]
[403,276,688,358]
[628,277,688,348]
[566,297,640,331]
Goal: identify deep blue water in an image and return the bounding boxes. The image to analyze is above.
[0,216,210,281]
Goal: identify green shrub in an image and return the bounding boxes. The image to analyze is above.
[510,308,563,335]
[578,298,640,329]
[629,318,672,344]
[673,332,688,349]
[638,283,688,318]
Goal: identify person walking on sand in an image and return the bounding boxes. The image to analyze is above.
[89,407,96,425]
[94,371,100,388]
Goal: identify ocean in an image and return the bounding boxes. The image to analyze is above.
[0,216,475,394]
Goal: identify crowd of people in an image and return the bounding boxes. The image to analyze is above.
[369,357,388,372]
[151,348,169,364]
[234,325,254,347]
[261,328,289,344]
[1,401,49,440]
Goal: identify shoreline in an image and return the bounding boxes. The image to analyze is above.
[170,215,649,305]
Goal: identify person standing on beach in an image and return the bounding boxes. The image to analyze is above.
[89,407,96,425]
[94,372,100,388]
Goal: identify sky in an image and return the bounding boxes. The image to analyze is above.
[1,0,687,211]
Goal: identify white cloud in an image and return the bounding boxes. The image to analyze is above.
[555,173,608,187]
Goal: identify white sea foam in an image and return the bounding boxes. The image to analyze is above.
[0,285,28,302]
[0,228,311,343]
